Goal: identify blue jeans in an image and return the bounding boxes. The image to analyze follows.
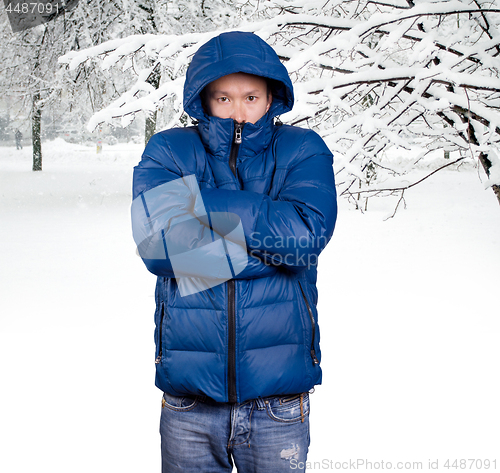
[160,391,311,472]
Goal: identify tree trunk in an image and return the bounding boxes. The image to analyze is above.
[144,64,161,146]
[144,111,157,146]
[478,152,500,206]
[32,92,42,171]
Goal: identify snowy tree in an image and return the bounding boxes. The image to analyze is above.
[59,0,500,207]
[0,0,245,156]
[0,1,170,169]
[0,18,65,170]
[0,1,128,170]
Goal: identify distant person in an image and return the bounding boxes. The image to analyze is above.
[15,129,22,150]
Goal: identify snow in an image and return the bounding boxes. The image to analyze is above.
[1,140,499,472]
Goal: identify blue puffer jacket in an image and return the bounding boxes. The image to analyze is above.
[132,31,337,403]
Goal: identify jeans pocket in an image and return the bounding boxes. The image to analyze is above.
[162,392,199,411]
[265,392,310,423]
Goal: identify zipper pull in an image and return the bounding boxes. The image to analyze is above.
[155,355,161,364]
[300,393,305,423]
[311,349,319,365]
[234,122,242,144]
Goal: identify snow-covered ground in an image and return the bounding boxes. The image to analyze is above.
[1,140,499,472]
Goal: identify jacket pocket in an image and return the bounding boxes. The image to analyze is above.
[155,303,165,364]
[297,280,319,365]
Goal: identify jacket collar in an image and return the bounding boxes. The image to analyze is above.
[197,112,274,162]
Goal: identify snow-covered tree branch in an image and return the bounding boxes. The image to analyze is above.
[59,0,500,206]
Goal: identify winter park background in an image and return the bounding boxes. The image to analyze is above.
[1,1,500,472]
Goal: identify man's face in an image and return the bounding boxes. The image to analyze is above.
[205,72,272,124]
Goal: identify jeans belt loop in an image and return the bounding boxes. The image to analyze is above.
[255,397,266,409]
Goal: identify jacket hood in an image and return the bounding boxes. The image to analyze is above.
[183,31,294,121]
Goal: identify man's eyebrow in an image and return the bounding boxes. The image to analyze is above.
[209,89,263,96]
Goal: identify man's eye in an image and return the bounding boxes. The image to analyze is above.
[247,96,256,102]
[218,97,229,103]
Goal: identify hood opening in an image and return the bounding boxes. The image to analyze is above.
[183,32,294,122]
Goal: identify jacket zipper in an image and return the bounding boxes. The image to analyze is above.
[227,121,242,402]
[230,121,242,173]
[298,280,320,365]
[155,303,165,364]
[227,279,236,402]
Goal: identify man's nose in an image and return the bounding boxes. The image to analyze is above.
[230,102,244,123]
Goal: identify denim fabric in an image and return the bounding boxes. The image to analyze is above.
[160,391,311,472]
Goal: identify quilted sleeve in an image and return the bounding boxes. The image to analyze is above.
[132,132,278,288]
[199,129,337,271]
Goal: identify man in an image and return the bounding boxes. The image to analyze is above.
[132,31,337,472]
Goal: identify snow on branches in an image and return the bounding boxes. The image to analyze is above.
[59,0,500,206]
